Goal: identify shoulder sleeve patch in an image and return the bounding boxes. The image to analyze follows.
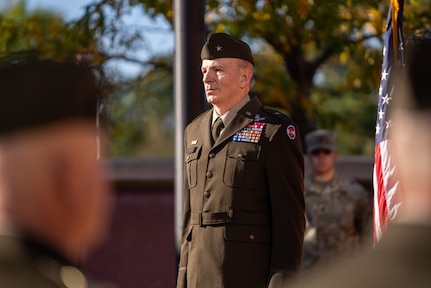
[287,125,296,140]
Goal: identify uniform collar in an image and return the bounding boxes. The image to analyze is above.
[211,96,263,147]
[212,95,251,126]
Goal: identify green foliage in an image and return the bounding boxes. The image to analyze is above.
[0,0,175,157]
[2,0,431,156]
[133,0,173,23]
[105,56,174,157]
[312,90,376,155]
[250,40,296,111]
[200,0,431,154]
[0,0,97,61]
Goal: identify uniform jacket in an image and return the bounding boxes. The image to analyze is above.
[291,223,431,288]
[302,173,372,269]
[177,96,305,288]
[0,233,116,288]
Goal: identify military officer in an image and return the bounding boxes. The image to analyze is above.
[0,59,115,287]
[302,130,372,270]
[176,32,305,288]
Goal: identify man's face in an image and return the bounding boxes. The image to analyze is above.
[1,121,112,258]
[309,148,337,175]
[201,58,245,109]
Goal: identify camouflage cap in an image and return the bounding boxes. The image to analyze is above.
[305,129,337,153]
[0,59,99,136]
[201,32,254,66]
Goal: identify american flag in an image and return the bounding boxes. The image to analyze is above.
[373,0,404,242]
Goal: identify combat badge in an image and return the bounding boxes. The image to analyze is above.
[233,122,265,143]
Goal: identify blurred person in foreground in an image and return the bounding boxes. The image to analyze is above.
[176,32,305,288]
[301,130,372,270]
[0,59,114,287]
[289,35,431,288]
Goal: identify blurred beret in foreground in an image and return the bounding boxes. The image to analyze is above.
[396,35,431,111]
[201,32,255,66]
[0,59,99,136]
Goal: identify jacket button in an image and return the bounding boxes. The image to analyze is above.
[203,191,211,198]
[206,171,213,178]
[209,153,216,158]
[249,234,255,240]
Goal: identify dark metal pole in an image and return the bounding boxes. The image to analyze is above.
[174,0,206,252]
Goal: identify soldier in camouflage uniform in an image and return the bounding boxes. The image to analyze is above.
[302,130,372,270]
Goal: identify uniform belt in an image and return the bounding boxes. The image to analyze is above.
[191,211,269,226]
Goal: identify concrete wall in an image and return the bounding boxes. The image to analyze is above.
[83,156,374,288]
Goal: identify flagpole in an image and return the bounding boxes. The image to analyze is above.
[174,0,206,254]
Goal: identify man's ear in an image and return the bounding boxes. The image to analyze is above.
[239,67,252,88]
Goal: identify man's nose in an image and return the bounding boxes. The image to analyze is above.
[202,72,212,83]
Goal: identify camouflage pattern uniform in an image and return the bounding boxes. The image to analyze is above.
[302,173,372,270]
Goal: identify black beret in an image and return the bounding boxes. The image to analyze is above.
[201,32,254,66]
[402,35,431,110]
[0,59,99,136]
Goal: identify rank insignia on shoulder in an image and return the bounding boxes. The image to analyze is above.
[233,122,265,143]
[287,125,296,140]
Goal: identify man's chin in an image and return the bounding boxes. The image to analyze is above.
[206,95,218,104]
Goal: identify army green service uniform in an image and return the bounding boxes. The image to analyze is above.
[0,232,116,288]
[177,96,305,288]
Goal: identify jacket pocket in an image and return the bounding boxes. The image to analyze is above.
[186,225,193,242]
[224,224,270,244]
[223,142,261,188]
[185,145,202,188]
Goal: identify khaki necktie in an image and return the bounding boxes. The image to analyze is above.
[211,117,224,144]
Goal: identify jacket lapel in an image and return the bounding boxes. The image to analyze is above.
[199,110,213,148]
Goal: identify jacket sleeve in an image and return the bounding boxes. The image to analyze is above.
[265,122,305,285]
